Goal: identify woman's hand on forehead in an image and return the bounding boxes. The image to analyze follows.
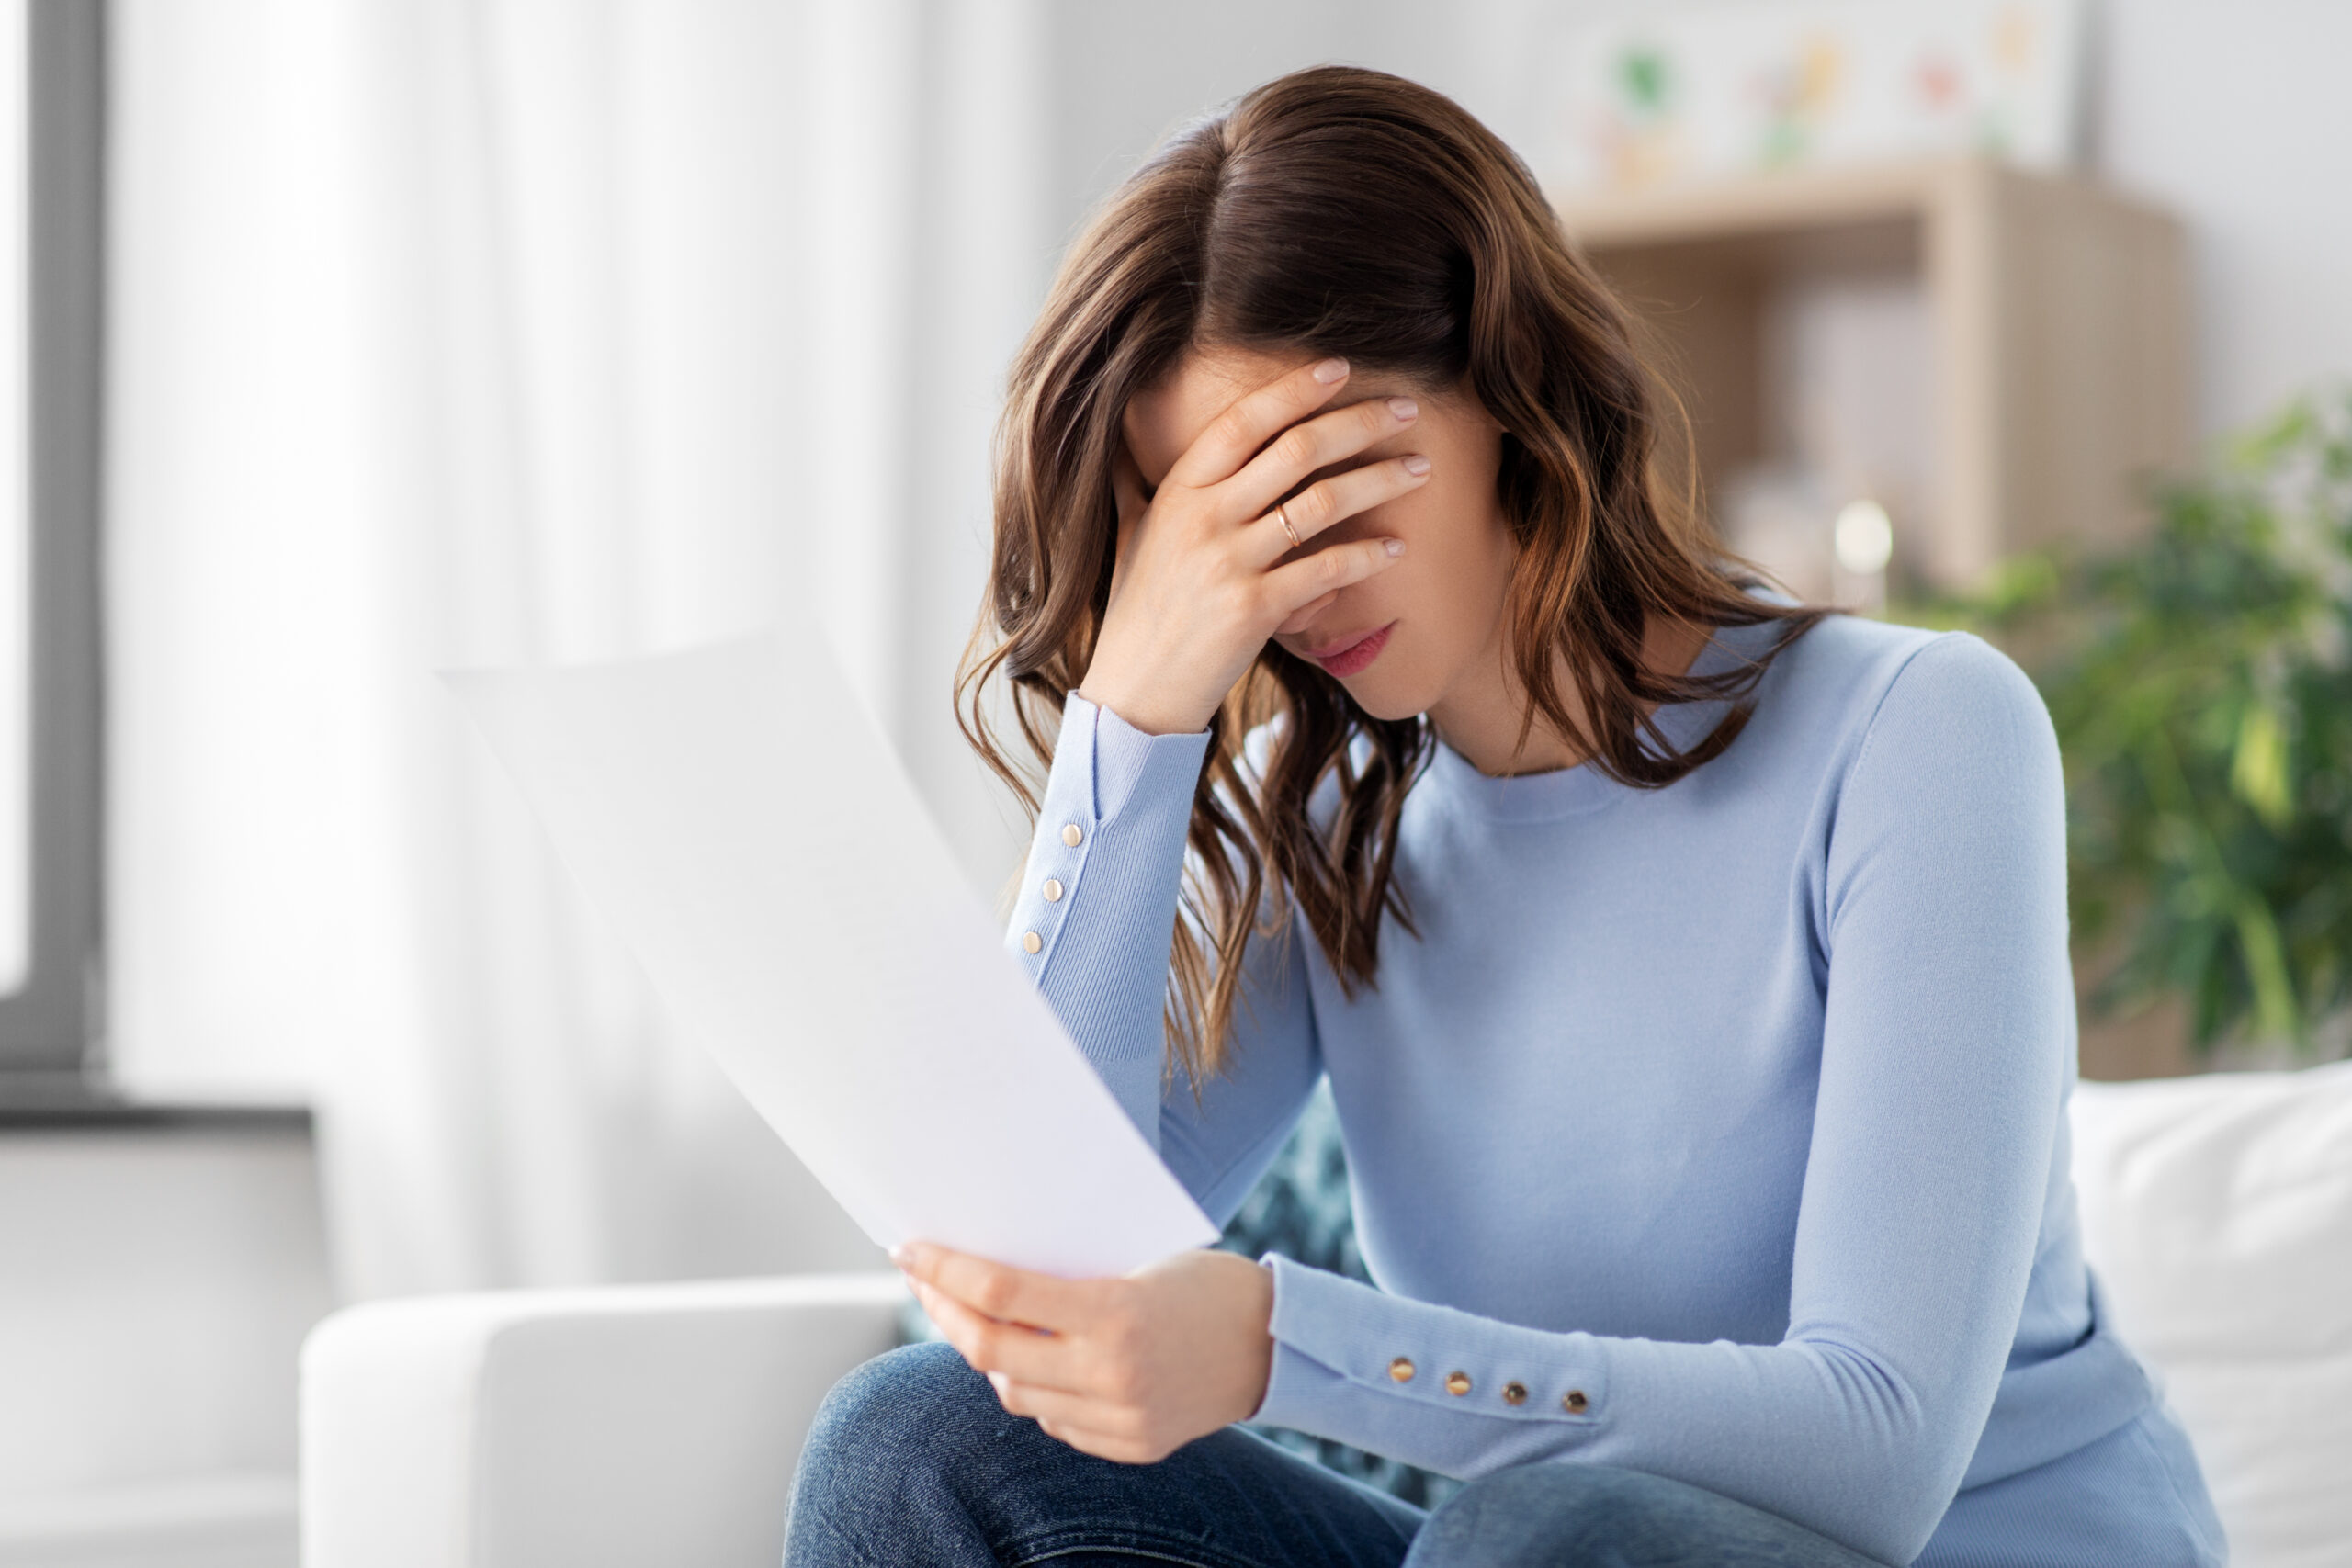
[1079,354,1429,736]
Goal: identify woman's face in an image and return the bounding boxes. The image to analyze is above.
[1120,344,1518,726]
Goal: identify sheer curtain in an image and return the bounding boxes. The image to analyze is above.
[107,0,1045,1298]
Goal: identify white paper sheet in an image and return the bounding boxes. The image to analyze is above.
[443,627,1216,1279]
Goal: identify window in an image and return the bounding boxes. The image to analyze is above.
[0,0,103,1083]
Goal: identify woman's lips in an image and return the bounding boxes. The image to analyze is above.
[1305,622,1396,678]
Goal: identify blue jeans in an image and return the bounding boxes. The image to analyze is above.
[784,1343,1889,1567]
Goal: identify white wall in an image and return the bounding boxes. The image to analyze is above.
[0,1127,328,1561]
[2090,0,2352,436]
[0,1131,328,1489]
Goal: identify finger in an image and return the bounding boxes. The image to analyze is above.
[896,1241,1093,1332]
[986,1376,1147,1441]
[1245,454,1431,567]
[1221,394,1422,526]
[1161,357,1351,492]
[910,1279,1094,1393]
[1264,537,1406,620]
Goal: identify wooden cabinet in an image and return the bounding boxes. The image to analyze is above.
[1553,158,2192,597]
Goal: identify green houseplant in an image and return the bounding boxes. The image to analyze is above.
[1942,389,2352,1055]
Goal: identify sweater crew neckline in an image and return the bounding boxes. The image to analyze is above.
[1419,625,1759,824]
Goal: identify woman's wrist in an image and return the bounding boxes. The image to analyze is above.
[1187,1247,1279,1427]
[1071,677,1212,739]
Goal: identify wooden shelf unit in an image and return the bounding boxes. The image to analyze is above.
[1553,157,2194,593]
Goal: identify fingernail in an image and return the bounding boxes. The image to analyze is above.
[1402,454,1431,476]
[1313,357,1349,383]
[988,1371,1010,1395]
[888,1244,912,1267]
[1385,539,1406,557]
[1387,397,1418,421]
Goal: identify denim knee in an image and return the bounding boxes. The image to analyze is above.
[786,1342,1016,1566]
[796,1340,994,1497]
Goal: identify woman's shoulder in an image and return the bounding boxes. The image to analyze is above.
[1763,613,2045,734]
[1760,615,2061,807]
[1719,613,2056,799]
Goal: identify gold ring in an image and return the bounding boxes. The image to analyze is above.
[1275,503,1302,551]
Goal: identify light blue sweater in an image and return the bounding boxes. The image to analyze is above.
[1005,613,2224,1566]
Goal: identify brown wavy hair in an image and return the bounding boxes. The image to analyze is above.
[957,65,1828,1084]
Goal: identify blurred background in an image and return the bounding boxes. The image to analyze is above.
[2,0,2348,1562]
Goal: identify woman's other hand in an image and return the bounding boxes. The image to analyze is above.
[1077,356,1429,736]
[894,1241,1277,1464]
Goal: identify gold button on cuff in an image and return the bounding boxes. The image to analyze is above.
[1562,1389,1589,1414]
[1444,1371,1472,1397]
[1502,1382,1528,1406]
[1061,823,1084,847]
[1042,878,1064,903]
[1387,1357,1416,1383]
[1021,931,1042,954]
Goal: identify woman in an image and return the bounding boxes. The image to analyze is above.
[785,66,2222,1568]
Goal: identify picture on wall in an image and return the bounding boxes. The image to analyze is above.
[1548,0,2087,193]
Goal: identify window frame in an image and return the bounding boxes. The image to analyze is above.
[0,0,104,1082]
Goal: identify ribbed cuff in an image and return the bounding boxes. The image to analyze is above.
[1010,697,1210,976]
[1077,694,1212,823]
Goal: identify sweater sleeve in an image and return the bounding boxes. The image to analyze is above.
[1249,635,2072,1567]
[1007,696,1323,1216]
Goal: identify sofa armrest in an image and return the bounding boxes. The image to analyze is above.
[300,1271,906,1568]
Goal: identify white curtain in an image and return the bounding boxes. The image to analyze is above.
[107,0,1045,1298]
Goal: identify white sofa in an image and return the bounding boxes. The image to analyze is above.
[300,1274,906,1568]
[300,1063,2352,1568]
